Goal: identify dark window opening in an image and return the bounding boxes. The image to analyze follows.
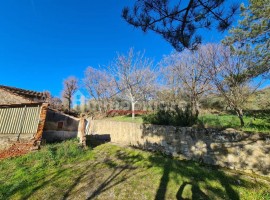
[57,121,64,129]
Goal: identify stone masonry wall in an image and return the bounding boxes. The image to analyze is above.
[89,120,270,177]
[0,88,32,105]
[44,110,79,132]
[42,110,80,143]
[42,131,77,143]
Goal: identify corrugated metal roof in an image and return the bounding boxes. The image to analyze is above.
[0,104,41,135]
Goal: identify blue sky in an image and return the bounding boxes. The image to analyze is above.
[0,0,248,97]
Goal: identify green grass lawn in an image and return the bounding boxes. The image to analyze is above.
[0,140,270,200]
[105,115,144,123]
[199,114,270,133]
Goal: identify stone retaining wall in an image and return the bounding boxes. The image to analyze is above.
[89,120,270,176]
[42,131,77,143]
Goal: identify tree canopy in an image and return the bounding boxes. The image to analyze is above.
[223,0,270,78]
[198,44,259,126]
[62,76,78,112]
[122,0,238,51]
[110,48,156,119]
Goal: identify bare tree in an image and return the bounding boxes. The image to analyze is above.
[161,49,212,118]
[199,44,260,126]
[49,97,63,110]
[62,76,78,113]
[157,65,183,106]
[111,48,157,120]
[42,91,51,103]
[83,66,115,113]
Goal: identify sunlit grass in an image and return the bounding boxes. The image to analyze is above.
[199,114,270,133]
[106,115,144,123]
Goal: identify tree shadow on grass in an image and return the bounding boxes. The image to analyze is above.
[176,181,209,200]
[18,163,101,200]
[1,143,265,200]
[62,163,100,200]
[110,147,242,200]
[244,123,270,132]
[86,153,142,199]
[86,166,128,199]
[149,153,240,200]
[154,158,172,200]
[0,168,69,200]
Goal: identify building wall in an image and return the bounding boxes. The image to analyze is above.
[42,131,77,143]
[0,88,32,105]
[44,110,79,131]
[89,120,270,177]
[42,110,80,142]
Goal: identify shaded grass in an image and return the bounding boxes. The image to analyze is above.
[0,141,269,199]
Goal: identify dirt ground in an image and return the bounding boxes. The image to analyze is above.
[0,142,34,160]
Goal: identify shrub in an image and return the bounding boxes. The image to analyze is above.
[200,96,225,110]
[143,105,197,126]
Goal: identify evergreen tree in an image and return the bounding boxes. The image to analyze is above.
[223,0,270,78]
[122,0,238,51]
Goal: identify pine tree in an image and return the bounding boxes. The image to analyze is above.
[223,0,270,78]
[122,0,238,51]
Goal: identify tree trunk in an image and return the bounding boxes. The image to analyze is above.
[97,102,102,113]
[194,101,199,119]
[191,97,199,119]
[131,101,135,120]
[68,99,71,114]
[236,108,245,127]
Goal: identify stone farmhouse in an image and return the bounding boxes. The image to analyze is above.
[0,85,79,150]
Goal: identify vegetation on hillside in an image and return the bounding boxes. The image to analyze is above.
[106,109,270,134]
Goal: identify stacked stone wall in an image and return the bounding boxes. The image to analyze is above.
[89,120,270,176]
